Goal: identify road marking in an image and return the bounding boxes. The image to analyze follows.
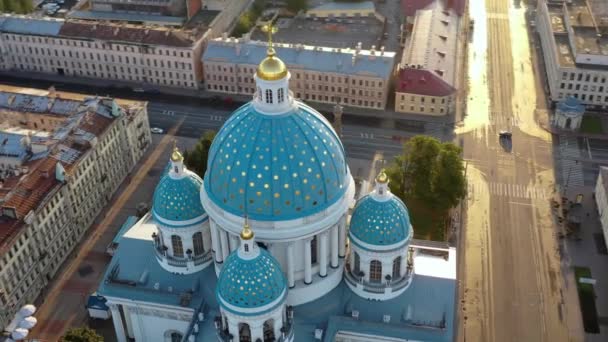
[508,201,533,206]
[468,181,550,199]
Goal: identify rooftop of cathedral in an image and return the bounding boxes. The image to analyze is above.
[99,214,456,342]
[0,85,145,253]
[203,37,396,80]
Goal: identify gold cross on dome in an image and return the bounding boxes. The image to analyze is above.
[261,23,278,51]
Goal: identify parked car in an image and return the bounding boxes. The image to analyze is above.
[150,127,164,134]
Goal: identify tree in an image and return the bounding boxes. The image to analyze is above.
[19,0,34,13]
[2,0,14,13]
[183,131,216,178]
[286,0,307,13]
[0,0,5,12]
[61,327,103,342]
[386,135,466,209]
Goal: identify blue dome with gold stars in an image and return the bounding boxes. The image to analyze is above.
[204,101,350,221]
[216,247,287,314]
[349,195,412,248]
[152,170,207,225]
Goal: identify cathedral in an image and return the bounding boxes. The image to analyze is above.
[97,35,457,342]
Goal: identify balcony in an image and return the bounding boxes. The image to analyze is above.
[153,246,212,268]
[344,262,414,295]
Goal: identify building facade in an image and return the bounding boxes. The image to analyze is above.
[536,0,608,109]
[97,38,457,342]
[0,88,150,330]
[595,166,608,251]
[202,37,395,110]
[0,16,209,89]
[395,0,461,115]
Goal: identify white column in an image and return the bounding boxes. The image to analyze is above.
[220,230,229,261]
[202,227,211,253]
[330,225,339,268]
[210,221,222,262]
[228,321,239,342]
[286,242,295,288]
[273,311,283,340]
[110,304,127,342]
[129,308,143,341]
[349,249,355,271]
[123,305,134,338]
[229,234,239,252]
[319,232,328,277]
[251,324,263,342]
[383,261,392,284]
[304,238,312,284]
[338,216,347,258]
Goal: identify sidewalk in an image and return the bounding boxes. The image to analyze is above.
[555,185,608,341]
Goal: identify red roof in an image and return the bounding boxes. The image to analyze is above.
[401,0,465,17]
[396,67,455,97]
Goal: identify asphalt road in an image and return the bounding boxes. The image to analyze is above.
[457,0,578,341]
[145,101,448,163]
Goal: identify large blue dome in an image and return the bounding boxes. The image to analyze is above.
[217,248,287,313]
[152,170,206,224]
[204,101,349,221]
[349,195,412,247]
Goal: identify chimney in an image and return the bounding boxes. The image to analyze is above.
[380,46,385,56]
[222,32,228,40]
[235,43,241,56]
[8,95,15,106]
[352,55,356,66]
[113,27,120,36]
[332,102,343,137]
[48,86,56,98]
[356,42,362,54]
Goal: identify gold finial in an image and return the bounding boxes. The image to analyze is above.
[376,169,388,184]
[261,23,278,55]
[171,140,183,162]
[240,216,254,240]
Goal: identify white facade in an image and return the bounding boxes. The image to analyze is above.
[595,167,608,250]
[0,91,151,330]
[536,0,608,108]
[202,38,395,110]
[0,16,208,89]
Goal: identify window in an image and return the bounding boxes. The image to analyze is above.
[171,235,184,258]
[354,252,360,274]
[168,332,182,342]
[369,260,382,283]
[311,236,318,264]
[392,256,402,278]
[265,89,273,104]
[239,323,251,342]
[263,319,275,341]
[278,88,285,103]
[193,232,204,256]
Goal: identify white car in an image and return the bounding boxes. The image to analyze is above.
[150,127,164,134]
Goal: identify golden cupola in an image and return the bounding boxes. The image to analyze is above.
[256,24,288,81]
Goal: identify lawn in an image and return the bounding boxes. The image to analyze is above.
[580,116,603,134]
[574,266,600,334]
[405,196,447,241]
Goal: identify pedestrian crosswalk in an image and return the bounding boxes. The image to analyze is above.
[559,136,584,187]
[489,116,522,127]
[468,181,550,200]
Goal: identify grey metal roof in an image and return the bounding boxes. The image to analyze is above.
[0,16,62,36]
[203,39,396,79]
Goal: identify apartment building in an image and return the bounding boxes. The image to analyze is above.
[202,37,396,110]
[0,88,150,330]
[0,16,210,89]
[395,0,461,116]
[536,0,608,109]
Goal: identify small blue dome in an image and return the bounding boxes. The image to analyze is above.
[204,101,349,221]
[152,170,206,223]
[217,248,287,312]
[349,195,412,247]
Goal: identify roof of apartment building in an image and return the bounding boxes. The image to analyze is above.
[0,15,203,47]
[544,0,608,68]
[203,38,396,80]
[401,0,465,17]
[0,90,139,252]
[397,0,458,96]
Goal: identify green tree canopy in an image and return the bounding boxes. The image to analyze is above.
[19,0,34,13]
[183,131,216,178]
[386,135,466,210]
[286,0,307,12]
[60,327,104,342]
